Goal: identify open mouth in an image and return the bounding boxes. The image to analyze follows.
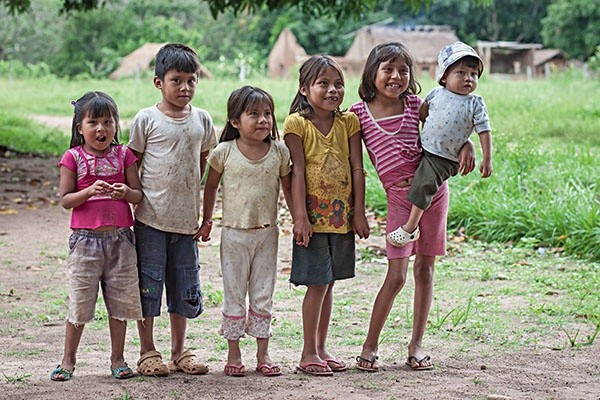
[97,135,107,142]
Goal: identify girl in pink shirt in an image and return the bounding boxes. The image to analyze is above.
[51,91,143,381]
[350,42,474,372]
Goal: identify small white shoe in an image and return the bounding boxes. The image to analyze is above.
[387,226,420,247]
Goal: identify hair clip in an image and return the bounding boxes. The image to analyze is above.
[71,100,77,107]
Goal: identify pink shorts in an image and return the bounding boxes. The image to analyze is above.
[385,181,448,259]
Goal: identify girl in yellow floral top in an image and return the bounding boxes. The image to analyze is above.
[283,55,370,376]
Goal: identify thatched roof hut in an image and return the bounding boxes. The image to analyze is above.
[110,43,212,80]
[342,25,460,78]
[267,28,308,79]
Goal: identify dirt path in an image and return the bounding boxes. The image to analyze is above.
[0,153,598,400]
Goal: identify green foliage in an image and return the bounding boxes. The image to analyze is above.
[541,0,600,60]
[0,110,68,156]
[1,0,500,80]
[0,72,599,263]
[389,0,549,44]
[587,46,600,73]
[205,0,378,20]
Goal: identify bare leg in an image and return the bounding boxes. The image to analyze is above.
[170,313,187,361]
[54,322,85,378]
[407,254,435,369]
[357,258,409,369]
[299,284,330,373]
[108,318,127,369]
[137,317,156,356]
[316,283,339,361]
[226,339,242,366]
[256,338,272,366]
[403,205,425,234]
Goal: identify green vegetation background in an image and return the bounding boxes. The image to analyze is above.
[1,70,599,262]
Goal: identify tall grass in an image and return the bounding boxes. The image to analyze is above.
[1,72,599,260]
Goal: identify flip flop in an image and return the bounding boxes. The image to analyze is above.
[323,357,347,372]
[256,363,282,377]
[224,363,246,377]
[405,355,434,371]
[50,365,74,381]
[355,355,379,372]
[296,361,333,376]
[111,364,134,379]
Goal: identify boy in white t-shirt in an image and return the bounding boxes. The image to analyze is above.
[128,43,217,376]
[387,41,493,247]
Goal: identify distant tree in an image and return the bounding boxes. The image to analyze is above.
[2,0,489,19]
[541,0,600,60]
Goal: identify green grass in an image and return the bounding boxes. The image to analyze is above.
[1,72,599,262]
[371,240,600,349]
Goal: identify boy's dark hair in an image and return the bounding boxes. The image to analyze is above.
[70,91,120,148]
[220,86,279,143]
[289,54,345,118]
[154,43,200,80]
[358,42,421,102]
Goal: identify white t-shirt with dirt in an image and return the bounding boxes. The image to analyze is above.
[128,104,217,235]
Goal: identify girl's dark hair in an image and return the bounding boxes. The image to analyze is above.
[289,54,345,118]
[220,85,278,143]
[70,91,120,148]
[358,42,421,102]
[154,43,200,80]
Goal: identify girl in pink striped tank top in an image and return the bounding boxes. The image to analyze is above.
[350,42,475,372]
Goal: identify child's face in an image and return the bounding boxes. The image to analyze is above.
[78,112,116,155]
[374,58,410,100]
[300,67,344,116]
[442,62,479,95]
[232,101,273,143]
[154,69,198,110]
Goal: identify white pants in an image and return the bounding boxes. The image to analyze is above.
[218,226,278,340]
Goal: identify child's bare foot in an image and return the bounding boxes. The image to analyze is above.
[355,349,379,372]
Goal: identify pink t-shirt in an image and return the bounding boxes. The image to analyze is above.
[59,144,137,229]
[351,96,448,258]
[350,95,423,189]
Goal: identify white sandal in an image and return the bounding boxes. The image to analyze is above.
[387,226,420,247]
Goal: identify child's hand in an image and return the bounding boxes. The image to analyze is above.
[480,160,493,178]
[352,213,370,239]
[293,218,313,247]
[87,180,112,197]
[457,146,476,176]
[109,183,128,200]
[194,220,213,242]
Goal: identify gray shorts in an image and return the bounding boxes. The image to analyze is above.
[290,232,356,286]
[67,228,143,324]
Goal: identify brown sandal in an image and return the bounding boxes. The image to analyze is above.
[136,350,169,377]
[168,350,209,375]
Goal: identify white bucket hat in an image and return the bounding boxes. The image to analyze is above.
[436,41,484,85]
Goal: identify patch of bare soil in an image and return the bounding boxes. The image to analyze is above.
[0,152,598,400]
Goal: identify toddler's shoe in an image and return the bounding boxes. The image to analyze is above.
[387,226,420,247]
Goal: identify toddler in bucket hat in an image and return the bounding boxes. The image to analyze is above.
[386,40,493,248]
[436,41,483,85]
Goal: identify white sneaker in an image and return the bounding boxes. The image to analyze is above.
[386,226,420,247]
